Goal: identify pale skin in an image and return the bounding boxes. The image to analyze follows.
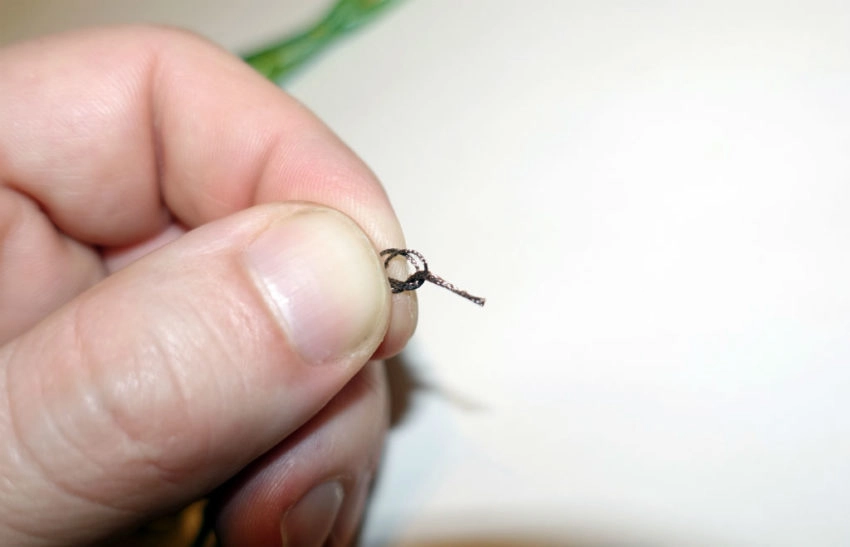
[0,26,417,546]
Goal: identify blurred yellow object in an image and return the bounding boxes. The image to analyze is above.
[122,501,212,547]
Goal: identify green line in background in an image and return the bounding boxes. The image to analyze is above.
[243,0,402,84]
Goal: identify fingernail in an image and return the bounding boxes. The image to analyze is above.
[330,473,373,546]
[246,209,387,365]
[281,481,344,547]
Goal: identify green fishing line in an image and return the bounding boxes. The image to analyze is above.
[242,0,402,84]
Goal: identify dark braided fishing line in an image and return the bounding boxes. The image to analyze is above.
[380,249,485,306]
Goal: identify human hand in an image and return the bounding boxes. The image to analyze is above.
[0,26,416,546]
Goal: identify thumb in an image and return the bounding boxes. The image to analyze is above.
[0,203,390,545]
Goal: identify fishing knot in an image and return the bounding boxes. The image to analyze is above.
[380,248,430,293]
[380,248,486,306]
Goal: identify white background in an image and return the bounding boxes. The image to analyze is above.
[3,2,850,545]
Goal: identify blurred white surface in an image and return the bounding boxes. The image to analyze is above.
[4,1,850,545]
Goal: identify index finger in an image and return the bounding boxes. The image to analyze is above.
[0,25,415,355]
[0,25,399,246]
